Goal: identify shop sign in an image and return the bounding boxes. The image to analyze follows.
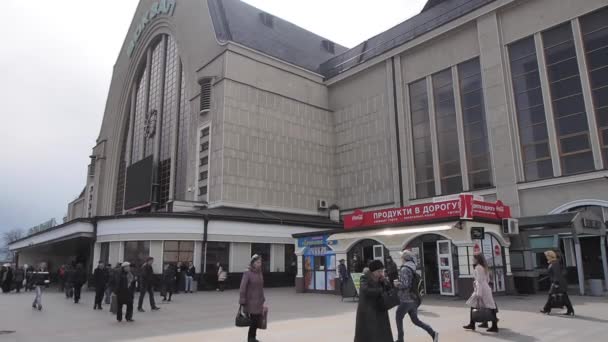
[127,0,176,57]
[344,194,511,230]
[297,235,337,248]
[471,227,485,240]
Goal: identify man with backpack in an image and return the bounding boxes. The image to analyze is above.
[394,250,438,342]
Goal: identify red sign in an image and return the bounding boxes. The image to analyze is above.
[343,194,511,230]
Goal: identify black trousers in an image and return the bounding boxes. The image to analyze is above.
[543,292,574,313]
[248,314,262,339]
[94,287,105,307]
[74,285,83,303]
[218,281,225,292]
[117,299,133,321]
[138,285,156,309]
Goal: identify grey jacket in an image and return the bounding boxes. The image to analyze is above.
[397,261,417,303]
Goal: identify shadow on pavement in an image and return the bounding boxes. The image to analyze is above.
[476,328,539,342]
[555,314,608,324]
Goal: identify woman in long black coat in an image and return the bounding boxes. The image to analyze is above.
[540,250,574,315]
[354,260,393,342]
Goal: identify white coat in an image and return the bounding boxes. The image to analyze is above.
[466,265,496,309]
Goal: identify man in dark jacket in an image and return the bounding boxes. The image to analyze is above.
[338,259,349,297]
[64,265,75,298]
[115,262,136,322]
[72,263,87,304]
[137,257,160,312]
[354,260,393,342]
[93,261,108,310]
[1,264,13,293]
[13,264,25,293]
[395,250,438,342]
[162,264,176,302]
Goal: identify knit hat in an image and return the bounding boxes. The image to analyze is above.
[368,260,384,272]
[400,250,416,262]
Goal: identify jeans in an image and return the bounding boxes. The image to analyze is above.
[32,286,42,308]
[138,285,156,309]
[248,313,262,340]
[185,276,193,292]
[117,299,133,321]
[395,302,435,342]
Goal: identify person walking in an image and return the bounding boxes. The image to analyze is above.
[338,259,350,298]
[162,263,176,302]
[114,262,136,322]
[354,260,393,342]
[93,261,108,310]
[217,262,227,292]
[463,253,498,333]
[540,250,575,316]
[395,250,438,342]
[138,257,160,312]
[185,262,196,293]
[64,264,75,299]
[1,264,13,293]
[239,255,267,342]
[31,265,50,311]
[13,264,25,293]
[72,263,87,304]
[58,265,66,292]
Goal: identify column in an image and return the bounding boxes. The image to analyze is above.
[601,237,608,290]
[574,238,585,295]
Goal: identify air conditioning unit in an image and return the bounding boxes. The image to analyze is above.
[502,218,519,235]
[317,199,328,210]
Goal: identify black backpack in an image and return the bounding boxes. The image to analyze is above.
[410,269,423,306]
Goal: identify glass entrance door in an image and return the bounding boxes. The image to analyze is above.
[437,240,455,295]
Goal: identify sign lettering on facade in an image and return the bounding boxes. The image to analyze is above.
[344,194,511,229]
[127,0,176,57]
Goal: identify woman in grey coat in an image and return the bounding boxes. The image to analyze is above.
[239,255,266,342]
[540,250,574,315]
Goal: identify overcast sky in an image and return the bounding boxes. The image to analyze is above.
[0,0,426,233]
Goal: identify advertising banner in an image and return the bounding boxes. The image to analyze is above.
[344,193,511,230]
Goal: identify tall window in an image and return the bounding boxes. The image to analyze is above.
[433,68,462,194]
[251,243,271,273]
[458,58,493,189]
[206,242,230,273]
[509,37,553,181]
[197,125,211,202]
[581,6,608,166]
[123,241,150,268]
[163,241,194,268]
[100,242,110,265]
[543,23,594,175]
[409,78,435,198]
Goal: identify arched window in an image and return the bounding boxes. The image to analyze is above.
[114,34,190,213]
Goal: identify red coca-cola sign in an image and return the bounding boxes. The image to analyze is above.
[343,193,511,230]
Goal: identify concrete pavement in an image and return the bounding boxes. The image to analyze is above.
[1,288,607,342]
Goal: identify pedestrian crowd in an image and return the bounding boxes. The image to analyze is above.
[1,248,575,342]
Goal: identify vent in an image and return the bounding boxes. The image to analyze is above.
[321,39,335,54]
[199,78,212,113]
[259,12,274,28]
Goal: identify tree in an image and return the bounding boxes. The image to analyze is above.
[0,228,23,261]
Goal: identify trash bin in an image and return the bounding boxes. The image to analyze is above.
[589,279,603,296]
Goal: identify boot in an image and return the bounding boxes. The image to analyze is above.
[487,321,498,333]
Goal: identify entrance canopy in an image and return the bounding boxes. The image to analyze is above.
[9,219,94,252]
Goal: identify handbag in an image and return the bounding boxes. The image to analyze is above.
[235,305,252,327]
[257,307,269,330]
[549,293,565,309]
[381,288,400,311]
[110,294,118,314]
[471,308,494,322]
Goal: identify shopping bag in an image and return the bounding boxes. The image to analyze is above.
[549,293,565,309]
[235,306,251,327]
[471,308,494,322]
[380,289,400,311]
[110,294,118,314]
[258,307,269,330]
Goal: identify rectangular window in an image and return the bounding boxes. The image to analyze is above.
[202,127,210,137]
[206,242,230,273]
[543,23,594,175]
[199,186,208,195]
[509,36,554,181]
[199,78,212,113]
[581,6,608,166]
[433,68,462,194]
[123,241,150,269]
[100,242,110,265]
[458,58,493,190]
[200,156,209,166]
[199,171,208,181]
[201,141,209,152]
[251,243,271,273]
[409,78,435,198]
[163,240,195,268]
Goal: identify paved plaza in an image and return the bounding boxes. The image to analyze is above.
[1,288,607,342]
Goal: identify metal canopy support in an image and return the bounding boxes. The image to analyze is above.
[601,236,608,291]
[574,237,585,296]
